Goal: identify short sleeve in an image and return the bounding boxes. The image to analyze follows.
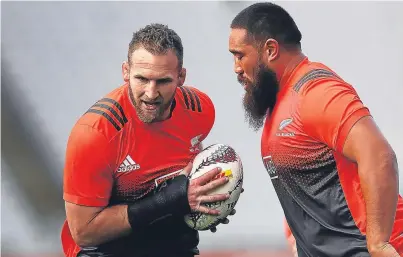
[300,80,371,153]
[63,124,114,207]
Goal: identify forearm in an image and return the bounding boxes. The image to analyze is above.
[75,175,190,247]
[74,204,131,247]
[358,150,399,250]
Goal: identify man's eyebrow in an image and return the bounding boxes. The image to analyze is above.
[157,77,173,82]
[133,74,173,81]
[229,49,243,55]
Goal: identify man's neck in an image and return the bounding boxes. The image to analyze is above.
[276,50,306,90]
[163,98,176,120]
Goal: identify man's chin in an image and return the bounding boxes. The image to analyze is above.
[135,107,159,123]
[138,115,156,123]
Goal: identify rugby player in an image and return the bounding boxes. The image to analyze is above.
[61,23,234,257]
[228,2,403,256]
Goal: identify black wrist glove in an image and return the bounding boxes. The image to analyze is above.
[127,174,190,230]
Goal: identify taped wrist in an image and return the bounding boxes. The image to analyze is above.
[127,174,191,230]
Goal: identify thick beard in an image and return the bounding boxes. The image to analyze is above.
[242,63,279,132]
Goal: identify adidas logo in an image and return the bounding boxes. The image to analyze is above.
[117,155,140,172]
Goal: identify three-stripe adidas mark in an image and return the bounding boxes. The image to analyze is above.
[178,86,202,112]
[293,69,341,92]
[117,155,140,173]
[85,98,128,131]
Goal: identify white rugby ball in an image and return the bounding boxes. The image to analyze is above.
[184,143,243,231]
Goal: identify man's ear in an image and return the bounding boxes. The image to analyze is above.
[122,61,130,82]
[178,68,186,86]
[263,38,280,62]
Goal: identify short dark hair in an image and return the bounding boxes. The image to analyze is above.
[231,2,302,49]
[128,23,184,68]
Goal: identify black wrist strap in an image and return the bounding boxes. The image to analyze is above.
[127,174,191,230]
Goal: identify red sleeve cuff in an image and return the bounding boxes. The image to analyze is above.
[63,193,109,207]
[335,107,371,153]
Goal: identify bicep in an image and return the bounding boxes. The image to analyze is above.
[65,201,104,236]
[342,116,394,164]
[300,81,370,153]
[63,125,114,207]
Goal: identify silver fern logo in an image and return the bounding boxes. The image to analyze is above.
[279,118,293,130]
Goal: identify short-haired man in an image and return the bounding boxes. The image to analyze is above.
[62,23,233,257]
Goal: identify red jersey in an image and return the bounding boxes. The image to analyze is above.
[61,83,215,257]
[261,57,403,256]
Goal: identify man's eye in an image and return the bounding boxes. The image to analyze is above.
[136,77,148,82]
[233,54,243,61]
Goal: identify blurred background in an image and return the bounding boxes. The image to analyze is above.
[1,1,403,256]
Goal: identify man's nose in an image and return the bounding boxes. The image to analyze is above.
[144,81,159,100]
[234,63,243,75]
